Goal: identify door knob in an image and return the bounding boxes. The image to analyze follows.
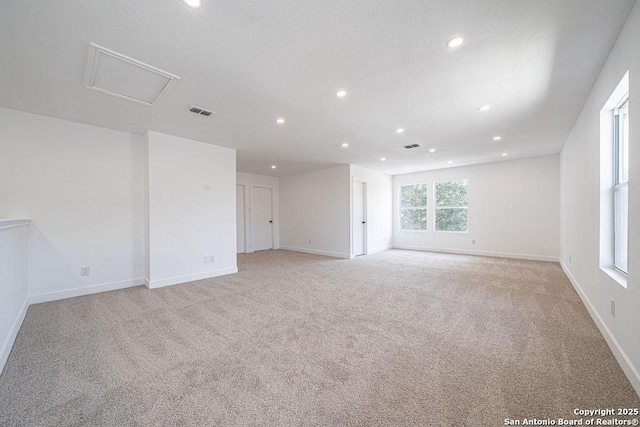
[269,220,273,223]
[362,221,365,224]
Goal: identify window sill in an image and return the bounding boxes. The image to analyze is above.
[600,266,628,289]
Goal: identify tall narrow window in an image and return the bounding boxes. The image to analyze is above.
[400,184,428,230]
[435,180,468,232]
[614,96,629,273]
[599,72,628,287]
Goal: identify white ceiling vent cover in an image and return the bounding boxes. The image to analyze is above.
[84,43,180,107]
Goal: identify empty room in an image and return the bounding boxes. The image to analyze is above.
[1,0,639,425]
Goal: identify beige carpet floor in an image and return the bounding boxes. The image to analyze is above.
[0,249,638,426]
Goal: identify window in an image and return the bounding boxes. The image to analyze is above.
[400,184,428,230]
[435,180,468,232]
[614,96,629,273]
[599,71,628,287]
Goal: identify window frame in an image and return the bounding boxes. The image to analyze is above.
[613,95,629,274]
[433,179,469,233]
[399,183,429,232]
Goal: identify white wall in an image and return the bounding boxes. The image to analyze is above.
[0,220,30,374]
[236,172,280,253]
[560,2,640,395]
[279,165,351,258]
[0,107,145,301]
[393,155,560,261]
[145,131,237,288]
[350,166,393,255]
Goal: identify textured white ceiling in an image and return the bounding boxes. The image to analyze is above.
[0,0,635,176]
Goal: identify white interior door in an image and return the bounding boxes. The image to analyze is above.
[253,187,273,251]
[353,181,365,256]
[236,185,245,253]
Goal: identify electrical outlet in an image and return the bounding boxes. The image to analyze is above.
[569,255,572,263]
[203,184,211,190]
[472,240,476,245]
[209,255,215,263]
[308,239,312,245]
[204,255,215,264]
[611,300,616,317]
[80,266,90,277]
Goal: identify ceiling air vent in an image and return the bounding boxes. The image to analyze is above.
[84,43,181,107]
[187,106,215,117]
[404,144,420,149]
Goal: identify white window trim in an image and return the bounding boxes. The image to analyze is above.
[612,95,629,274]
[433,179,469,233]
[399,183,429,232]
[598,70,628,289]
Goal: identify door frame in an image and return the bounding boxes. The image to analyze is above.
[351,178,368,257]
[251,185,275,251]
[236,184,247,254]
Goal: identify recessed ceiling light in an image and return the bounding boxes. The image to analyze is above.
[493,136,502,141]
[341,143,349,148]
[336,90,347,98]
[448,160,453,164]
[478,105,491,112]
[276,118,285,124]
[271,165,277,169]
[396,128,404,134]
[429,148,436,153]
[381,157,386,162]
[446,36,464,49]
[182,0,202,8]
[501,153,508,157]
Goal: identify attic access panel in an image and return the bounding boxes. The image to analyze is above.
[84,43,180,107]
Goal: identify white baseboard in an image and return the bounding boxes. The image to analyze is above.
[367,245,392,255]
[559,260,640,397]
[278,246,351,259]
[29,277,145,304]
[146,267,238,289]
[0,298,29,375]
[391,244,559,262]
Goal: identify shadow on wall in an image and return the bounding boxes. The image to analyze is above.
[27,224,86,297]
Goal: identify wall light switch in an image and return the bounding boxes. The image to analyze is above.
[80,266,90,276]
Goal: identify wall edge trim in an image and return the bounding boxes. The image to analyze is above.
[0,298,29,376]
[147,267,238,289]
[29,277,145,304]
[391,245,559,262]
[559,260,640,397]
[278,246,351,259]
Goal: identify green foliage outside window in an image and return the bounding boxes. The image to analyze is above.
[436,208,468,232]
[400,184,427,230]
[435,180,468,232]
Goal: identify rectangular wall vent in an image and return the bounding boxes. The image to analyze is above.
[404,144,420,149]
[187,106,215,117]
[84,43,181,107]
